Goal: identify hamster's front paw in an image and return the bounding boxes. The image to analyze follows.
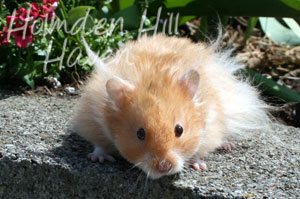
[88,146,115,163]
[190,160,207,171]
[218,142,235,151]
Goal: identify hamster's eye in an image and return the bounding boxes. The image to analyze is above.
[137,128,146,140]
[175,124,183,137]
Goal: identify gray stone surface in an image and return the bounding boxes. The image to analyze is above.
[0,89,299,199]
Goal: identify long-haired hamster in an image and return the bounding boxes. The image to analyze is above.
[71,34,270,179]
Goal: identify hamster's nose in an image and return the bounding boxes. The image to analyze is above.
[157,159,172,173]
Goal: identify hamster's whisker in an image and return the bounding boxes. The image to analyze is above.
[183,164,192,171]
[143,170,151,193]
[127,162,142,172]
[134,170,144,190]
[146,169,150,180]
[181,167,188,173]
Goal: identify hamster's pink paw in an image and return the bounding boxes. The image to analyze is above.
[218,142,235,151]
[88,146,115,163]
[191,160,207,171]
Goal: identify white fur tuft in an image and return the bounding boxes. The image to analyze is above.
[213,46,272,137]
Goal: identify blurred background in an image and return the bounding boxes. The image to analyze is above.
[0,0,299,126]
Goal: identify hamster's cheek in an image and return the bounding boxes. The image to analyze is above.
[176,136,200,157]
[118,144,146,164]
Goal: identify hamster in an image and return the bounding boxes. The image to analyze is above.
[71,34,270,179]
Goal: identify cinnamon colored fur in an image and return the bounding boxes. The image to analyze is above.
[72,34,270,179]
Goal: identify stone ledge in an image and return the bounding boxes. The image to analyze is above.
[0,90,299,198]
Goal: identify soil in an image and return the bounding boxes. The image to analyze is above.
[182,17,300,127]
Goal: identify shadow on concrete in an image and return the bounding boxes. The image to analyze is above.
[0,156,226,198]
[0,88,23,100]
[39,130,227,199]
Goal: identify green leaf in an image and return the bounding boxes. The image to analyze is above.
[0,10,9,19]
[242,69,300,102]
[111,0,135,12]
[197,16,220,41]
[112,4,142,29]
[220,15,229,26]
[68,6,95,28]
[163,0,195,8]
[243,17,258,45]
[259,17,300,46]
[199,16,208,36]
[178,16,195,26]
[281,0,300,10]
[162,0,300,18]
[119,0,135,10]
[23,74,35,89]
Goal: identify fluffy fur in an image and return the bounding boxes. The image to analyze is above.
[71,34,270,179]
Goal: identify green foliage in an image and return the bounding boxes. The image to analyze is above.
[0,0,300,105]
[241,69,300,102]
[112,4,141,29]
[281,0,300,11]
[0,0,134,88]
[243,17,258,45]
[67,6,95,27]
[158,0,300,18]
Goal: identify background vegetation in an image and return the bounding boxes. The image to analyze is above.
[0,0,300,102]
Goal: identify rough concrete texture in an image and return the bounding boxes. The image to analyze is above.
[0,89,299,199]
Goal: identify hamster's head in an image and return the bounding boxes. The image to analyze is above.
[105,69,204,179]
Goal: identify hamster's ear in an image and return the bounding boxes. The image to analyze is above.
[106,77,134,108]
[178,69,200,99]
